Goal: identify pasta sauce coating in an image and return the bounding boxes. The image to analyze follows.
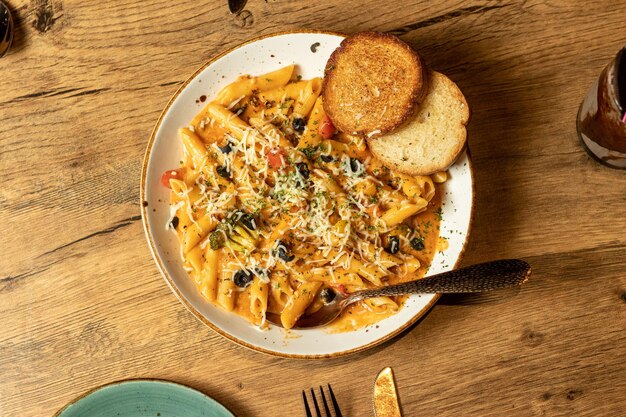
[164,66,444,331]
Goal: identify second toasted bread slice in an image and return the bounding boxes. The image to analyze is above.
[322,32,427,137]
[367,72,469,175]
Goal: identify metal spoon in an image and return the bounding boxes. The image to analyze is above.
[0,1,13,58]
[266,259,531,329]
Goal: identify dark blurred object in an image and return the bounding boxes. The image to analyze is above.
[228,0,247,14]
[0,1,13,58]
[577,46,626,169]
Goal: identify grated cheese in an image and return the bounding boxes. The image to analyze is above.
[169,76,441,329]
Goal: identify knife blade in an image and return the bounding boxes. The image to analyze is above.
[373,367,402,417]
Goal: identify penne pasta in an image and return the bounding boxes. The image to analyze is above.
[431,171,448,184]
[184,244,205,273]
[180,127,207,169]
[297,97,325,150]
[199,247,220,301]
[292,78,322,118]
[268,271,293,314]
[249,277,269,325]
[182,214,217,254]
[414,175,436,201]
[214,65,295,106]
[258,80,309,103]
[163,66,446,332]
[280,281,322,329]
[216,258,238,311]
[363,297,399,314]
[381,200,428,227]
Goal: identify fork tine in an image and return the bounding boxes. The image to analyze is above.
[319,385,332,417]
[310,388,322,417]
[302,390,312,417]
[327,384,342,417]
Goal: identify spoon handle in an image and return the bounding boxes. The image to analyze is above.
[344,259,531,305]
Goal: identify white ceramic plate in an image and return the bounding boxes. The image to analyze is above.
[141,31,474,358]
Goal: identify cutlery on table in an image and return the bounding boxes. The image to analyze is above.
[0,1,13,58]
[268,259,531,329]
[302,384,343,417]
[374,367,402,417]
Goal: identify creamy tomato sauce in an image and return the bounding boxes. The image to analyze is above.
[330,186,443,332]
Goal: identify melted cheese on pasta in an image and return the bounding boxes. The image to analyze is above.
[168,66,445,331]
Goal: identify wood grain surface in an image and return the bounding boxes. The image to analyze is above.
[1,0,626,416]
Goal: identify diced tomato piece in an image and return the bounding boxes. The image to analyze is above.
[333,284,349,297]
[267,148,286,169]
[319,115,336,139]
[160,168,185,188]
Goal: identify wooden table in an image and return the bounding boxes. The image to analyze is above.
[2,0,625,415]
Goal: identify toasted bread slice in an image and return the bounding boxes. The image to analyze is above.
[367,71,469,175]
[322,32,427,137]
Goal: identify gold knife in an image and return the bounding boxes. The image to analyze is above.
[373,367,402,417]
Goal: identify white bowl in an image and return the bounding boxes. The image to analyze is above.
[141,31,474,358]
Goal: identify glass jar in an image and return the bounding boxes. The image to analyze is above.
[577,46,626,169]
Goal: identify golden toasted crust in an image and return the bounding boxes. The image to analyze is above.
[322,32,428,137]
[367,72,470,175]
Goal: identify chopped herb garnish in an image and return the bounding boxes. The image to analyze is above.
[301,145,318,159]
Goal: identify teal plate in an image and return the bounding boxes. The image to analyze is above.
[54,379,235,417]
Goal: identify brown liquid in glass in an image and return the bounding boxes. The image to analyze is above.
[578,47,626,168]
